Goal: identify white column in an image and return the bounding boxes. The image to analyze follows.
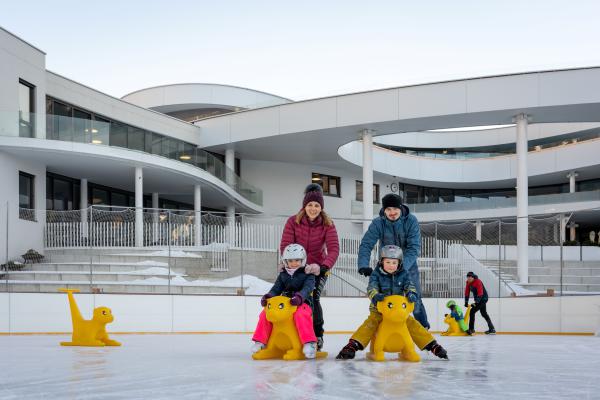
[80,178,88,236]
[225,148,235,187]
[151,192,159,244]
[567,171,578,193]
[194,185,202,247]
[135,167,143,248]
[362,129,374,232]
[227,205,235,245]
[567,222,578,242]
[559,214,567,243]
[515,114,529,284]
[475,220,482,242]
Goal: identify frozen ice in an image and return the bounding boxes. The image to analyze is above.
[1,333,598,399]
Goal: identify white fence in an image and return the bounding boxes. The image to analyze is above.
[42,207,508,297]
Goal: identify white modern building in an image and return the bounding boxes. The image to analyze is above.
[3,25,600,296]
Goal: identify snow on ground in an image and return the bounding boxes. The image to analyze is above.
[1,334,598,399]
[122,274,272,294]
[116,250,203,258]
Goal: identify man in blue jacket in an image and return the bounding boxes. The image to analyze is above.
[357,193,430,329]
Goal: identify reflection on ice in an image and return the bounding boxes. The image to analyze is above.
[1,334,599,399]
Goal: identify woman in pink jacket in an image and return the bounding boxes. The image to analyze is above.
[280,183,340,351]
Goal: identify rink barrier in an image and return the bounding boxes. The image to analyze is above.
[1,293,599,335]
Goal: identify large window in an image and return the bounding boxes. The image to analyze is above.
[19,171,35,221]
[355,181,380,203]
[19,79,35,137]
[312,173,341,197]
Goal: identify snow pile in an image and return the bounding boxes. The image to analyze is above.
[507,282,543,296]
[134,267,183,276]
[121,274,272,294]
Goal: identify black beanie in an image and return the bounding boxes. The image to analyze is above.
[466,271,475,278]
[382,193,402,210]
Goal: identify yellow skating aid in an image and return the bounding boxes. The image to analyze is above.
[366,295,420,362]
[59,288,121,347]
[252,296,327,360]
[441,306,471,336]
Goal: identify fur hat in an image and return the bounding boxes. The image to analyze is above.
[303,183,324,209]
[382,193,402,210]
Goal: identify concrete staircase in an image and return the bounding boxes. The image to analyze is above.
[0,249,257,294]
[481,260,600,293]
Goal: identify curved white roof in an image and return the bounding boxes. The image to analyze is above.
[121,83,292,115]
[196,67,600,187]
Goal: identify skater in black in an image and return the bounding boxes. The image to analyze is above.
[464,271,496,335]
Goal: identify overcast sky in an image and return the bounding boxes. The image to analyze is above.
[3,0,600,101]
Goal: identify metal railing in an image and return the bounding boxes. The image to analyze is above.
[3,203,600,297]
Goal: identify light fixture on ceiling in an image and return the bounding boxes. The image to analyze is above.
[534,145,542,151]
[180,155,191,160]
[442,149,448,154]
[91,139,102,144]
[312,177,321,181]
[91,128,98,133]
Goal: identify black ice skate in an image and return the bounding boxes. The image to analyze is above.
[335,339,362,360]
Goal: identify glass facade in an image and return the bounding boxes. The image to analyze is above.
[356,180,380,203]
[376,128,600,160]
[19,79,35,137]
[394,180,600,205]
[312,173,341,197]
[46,172,194,211]
[19,171,35,221]
[44,97,262,205]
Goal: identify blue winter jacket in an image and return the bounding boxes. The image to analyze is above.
[367,264,417,311]
[358,205,421,273]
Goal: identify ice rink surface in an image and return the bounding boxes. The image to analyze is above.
[1,333,599,399]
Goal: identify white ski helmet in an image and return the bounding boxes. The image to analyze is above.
[380,245,403,261]
[281,243,307,266]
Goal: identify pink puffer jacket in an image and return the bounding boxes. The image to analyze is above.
[280,214,340,269]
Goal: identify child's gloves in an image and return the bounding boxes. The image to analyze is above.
[305,263,321,275]
[290,293,304,306]
[372,293,385,303]
[261,294,273,307]
[464,301,469,308]
[358,267,373,277]
[406,292,418,303]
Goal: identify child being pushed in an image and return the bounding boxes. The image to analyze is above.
[251,243,319,359]
[337,245,448,360]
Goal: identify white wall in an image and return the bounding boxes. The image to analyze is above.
[0,150,46,261]
[241,159,394,233]
[1,293,598,334]
[340,136,600,186]
[0,27,46,139]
